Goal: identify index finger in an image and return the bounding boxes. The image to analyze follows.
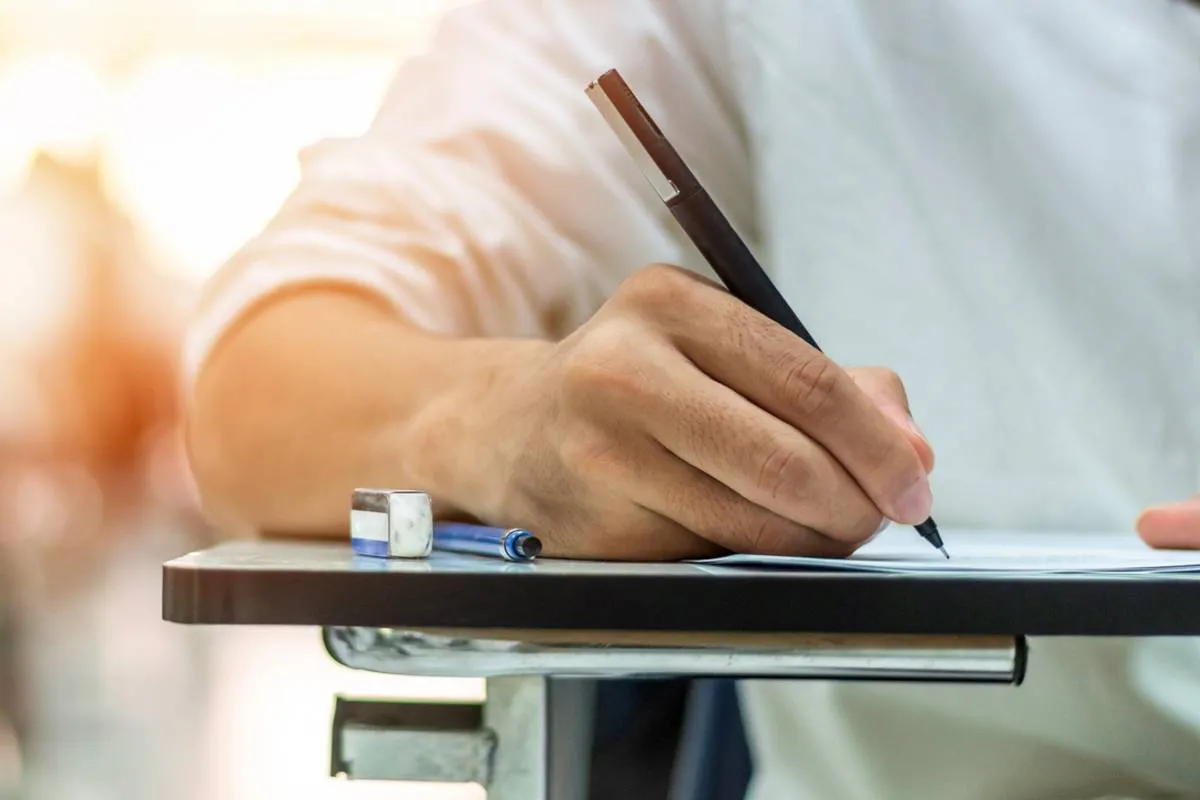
[654,279,932,524]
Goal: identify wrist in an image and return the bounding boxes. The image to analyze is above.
[389,335,555,521]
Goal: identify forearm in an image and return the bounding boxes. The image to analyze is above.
[186,286,550,536]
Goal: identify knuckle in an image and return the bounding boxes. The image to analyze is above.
[560,327,645,408]
[558,429,622,478]
[559,346,604,399]
[874,367,909,406]
[741,514,791,554]
[616,264,697,319]
[851,365,910,409]
[875,367,906,395]
[753,444,812,503]
[777,354,841,417]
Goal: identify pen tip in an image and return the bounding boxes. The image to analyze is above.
[938,546,950,560]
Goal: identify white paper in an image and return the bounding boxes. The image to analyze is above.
[703,528,1200,575]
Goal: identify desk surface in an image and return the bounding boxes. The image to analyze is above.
[162,539,1200,635]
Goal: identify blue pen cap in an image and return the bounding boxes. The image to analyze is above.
[503,529,542,560]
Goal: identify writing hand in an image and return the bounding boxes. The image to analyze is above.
[472,264,934,560]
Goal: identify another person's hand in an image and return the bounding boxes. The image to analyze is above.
[1138,498,1200,549]
[468,264,934,560]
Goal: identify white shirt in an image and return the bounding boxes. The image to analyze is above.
[186,2,1200,797]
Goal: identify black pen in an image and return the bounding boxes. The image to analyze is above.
[585,68,948,558]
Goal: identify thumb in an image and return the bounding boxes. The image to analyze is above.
[1137,497,1200,549]
[848,366,935,474]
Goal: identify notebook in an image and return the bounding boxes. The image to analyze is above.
[704,527,1200,575]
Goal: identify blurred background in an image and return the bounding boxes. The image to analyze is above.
[0,1,482,797]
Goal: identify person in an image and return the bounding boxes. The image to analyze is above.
[0,153,195,581]
[183,2,1200,798]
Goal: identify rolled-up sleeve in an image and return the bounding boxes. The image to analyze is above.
[184,0,751,383]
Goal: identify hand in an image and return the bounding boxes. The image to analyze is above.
[472,264,934,560]
[1138,497,1200,549]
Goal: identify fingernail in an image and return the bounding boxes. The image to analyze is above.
[893,476,933,522]
[905,415,926,441]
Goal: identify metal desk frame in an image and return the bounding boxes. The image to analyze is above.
[163,540,1200,800]
[319,626,1024,799]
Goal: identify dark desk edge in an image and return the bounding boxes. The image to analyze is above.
[162,559,1200,636]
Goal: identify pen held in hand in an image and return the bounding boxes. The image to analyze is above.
[586,69,948,558]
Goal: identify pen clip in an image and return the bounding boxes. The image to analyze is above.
[586,72,680,202]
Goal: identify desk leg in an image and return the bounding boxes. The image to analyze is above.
[485,677,595,800]
[548,679,596,799]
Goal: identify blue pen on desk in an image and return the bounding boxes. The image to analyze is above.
[433,522,543,562]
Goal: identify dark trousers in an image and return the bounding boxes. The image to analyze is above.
[589,679,752,800]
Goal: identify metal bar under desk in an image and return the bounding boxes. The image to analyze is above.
[326,630,1026,799]
[322,627,1027,683]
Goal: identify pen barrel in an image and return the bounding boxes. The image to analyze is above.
[432,523,532,561]
[668,190,821,351]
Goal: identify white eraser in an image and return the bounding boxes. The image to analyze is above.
[350,489,434,558]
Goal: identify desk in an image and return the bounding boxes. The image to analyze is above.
[162,540,1200,799]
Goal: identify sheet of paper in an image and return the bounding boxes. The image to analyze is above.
[703,528,1200,574]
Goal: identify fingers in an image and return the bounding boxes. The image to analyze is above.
[547,424,719,561]
[625,337,885,544]
[555,410,854,558]
[547,508,718,562]
[1137,498,1200,549]
[634,267,932,525]
[612,435,859,558]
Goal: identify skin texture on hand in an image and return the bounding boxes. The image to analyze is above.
[1138,497,1200,549]
[190,264,936,561]
[450,264,936,560]
[191,262,1190,560]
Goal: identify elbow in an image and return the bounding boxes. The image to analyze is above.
[186,288,405,538]
[187,314,306,537]
[186,348,268,537]
[184,306,353,539]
